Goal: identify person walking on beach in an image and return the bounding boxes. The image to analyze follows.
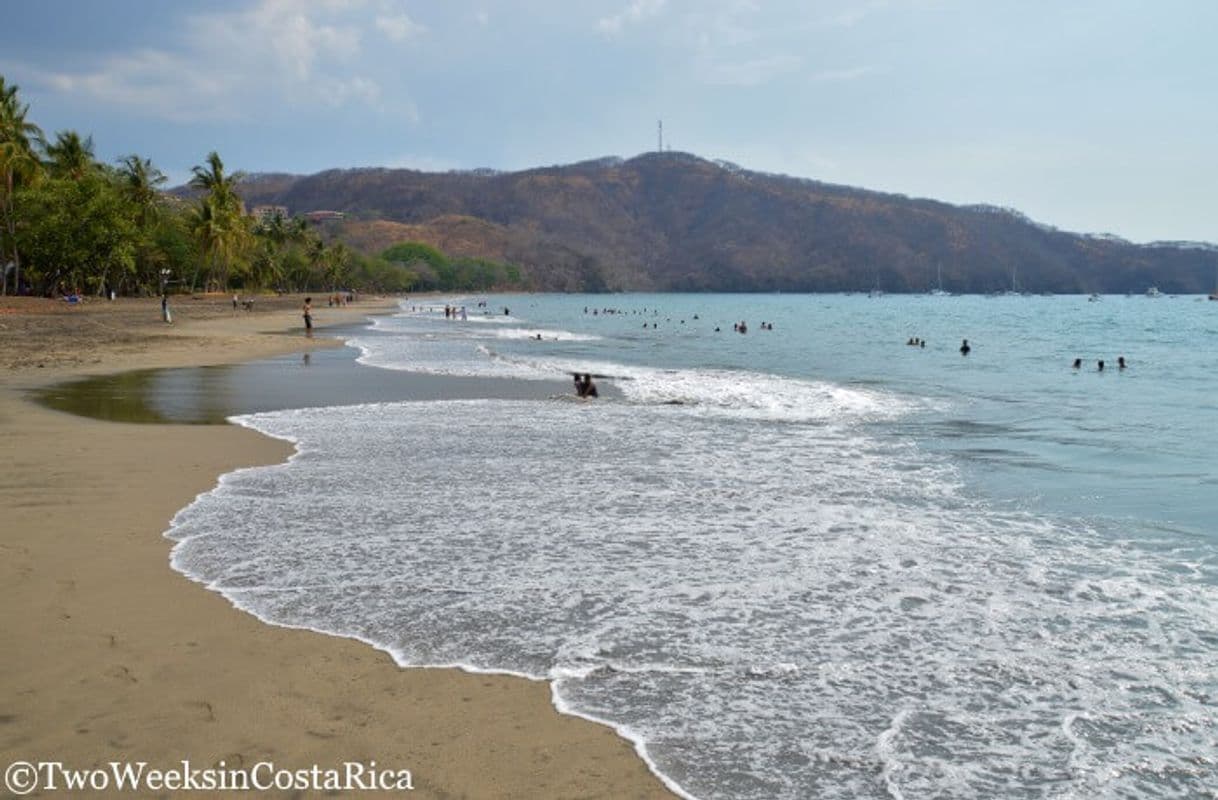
[161,294,172,324]
[302,297,313,337]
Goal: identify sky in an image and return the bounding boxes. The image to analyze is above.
[2,0,1215,243]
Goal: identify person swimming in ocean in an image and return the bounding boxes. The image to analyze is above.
[1118,356,1127,369]
[573,373,598,398]
[1098,359,1105,371]
[959,339,970,355]
[1072,358,1082,369]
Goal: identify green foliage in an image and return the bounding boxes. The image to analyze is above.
[349,253,417,292]
[45,130,95,180]
[381,239,523,291]
[381,241,447,270]
[1,76,46,294]
[188,151,249,291]
[0,75,525,296]
[15,171,137,293]
[148,215,195,290]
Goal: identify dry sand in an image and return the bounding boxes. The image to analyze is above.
[0,295,676,799]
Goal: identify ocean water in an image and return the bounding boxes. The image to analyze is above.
[167,293,1218,799]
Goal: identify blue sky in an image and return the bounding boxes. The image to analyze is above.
[2,0,1215,243]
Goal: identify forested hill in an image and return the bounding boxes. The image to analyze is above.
[226,153,1218,293]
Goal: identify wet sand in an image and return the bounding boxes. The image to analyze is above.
[0,295,675,799]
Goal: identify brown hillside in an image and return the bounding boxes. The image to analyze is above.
[210,154,1218,293]
[336,216,516,261]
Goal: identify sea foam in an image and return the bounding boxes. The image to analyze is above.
[168,398,1218,800]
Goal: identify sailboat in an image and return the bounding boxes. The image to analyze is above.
[1000,266,1021,297]
[928,263,949,296]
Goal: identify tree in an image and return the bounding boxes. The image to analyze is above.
[116,155,168,292]
[323,242,351,290]
[0,76,45,294]
[15,171,136,295]
[45,130,96,181]
[189,151,243,213]
[189,198,231,292]
[382,241,448,271]
[117,154,166,226]
[187,152,246,291]
[305,233,326,291]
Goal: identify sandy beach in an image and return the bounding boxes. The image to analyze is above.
[0,295,674,799]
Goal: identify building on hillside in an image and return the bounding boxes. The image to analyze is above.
[250,204,289,221]
[303,210,346,224]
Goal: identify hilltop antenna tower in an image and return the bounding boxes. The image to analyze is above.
[658,119,663,153]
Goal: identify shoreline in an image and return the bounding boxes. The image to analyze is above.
[0,295,676,799]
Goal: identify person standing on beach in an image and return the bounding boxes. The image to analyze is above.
[303,297,313,337]
[161,294,172,324]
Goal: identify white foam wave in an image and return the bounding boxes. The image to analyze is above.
[167,399,1218,800]
[463,314,524,324]
[491,327,602,342]
[352,325,909,424]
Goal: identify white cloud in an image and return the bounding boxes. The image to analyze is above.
[191,0,363,81]
[810,65,882,82]
[705,54,802,87]
[15,0,390,122]
[375,12,426,42]
[598,0,666,34]
[319,76,384,108]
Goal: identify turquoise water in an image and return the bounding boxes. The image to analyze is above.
[168,293,1218,799]
[486,293,1218,537]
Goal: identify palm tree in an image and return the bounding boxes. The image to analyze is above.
[189,198,227,292]
[0,77,45,295]
[258,208,288,248]
[45,130,96,180]
[324,242,351,291]
[117,154,166,225]
[188,151,246,291]
[288,215,309,245]
[189,151,244,214]
[117,155,167,294]
[305,234,325,291]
